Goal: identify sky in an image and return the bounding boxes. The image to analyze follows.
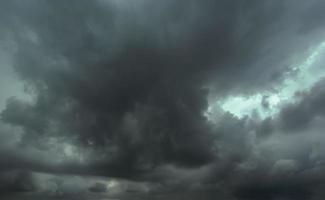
[1,0,325,199]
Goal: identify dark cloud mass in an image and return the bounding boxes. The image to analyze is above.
[1,0,325,199]
[279,78,325,132]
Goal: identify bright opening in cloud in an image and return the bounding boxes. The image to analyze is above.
[206,40,325,120]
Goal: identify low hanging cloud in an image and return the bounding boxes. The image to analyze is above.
[1,0,325,199]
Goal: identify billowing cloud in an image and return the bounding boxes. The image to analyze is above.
[1,0,325,199]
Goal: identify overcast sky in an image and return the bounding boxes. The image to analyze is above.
[1,0,325,199]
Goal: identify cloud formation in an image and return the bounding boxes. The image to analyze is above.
[1,0,325,199]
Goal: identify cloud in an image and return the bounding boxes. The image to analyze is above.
[89,182,108,193]
[1,0,325,199]
[279,78,325,132]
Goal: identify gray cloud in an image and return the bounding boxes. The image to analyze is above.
[1,0,325,199]
[279,78,325,132]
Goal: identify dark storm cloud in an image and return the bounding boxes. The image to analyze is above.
[225,78,325,199]
[1,0,325,199]
[88,182,107,193]
[279,78,325,132]
[2,0,222,171]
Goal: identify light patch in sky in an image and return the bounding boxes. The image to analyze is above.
[107,180,119,189]
[206,40,325,119]
[43,138,88,164]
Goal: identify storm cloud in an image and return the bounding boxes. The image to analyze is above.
[1,0,325,199]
